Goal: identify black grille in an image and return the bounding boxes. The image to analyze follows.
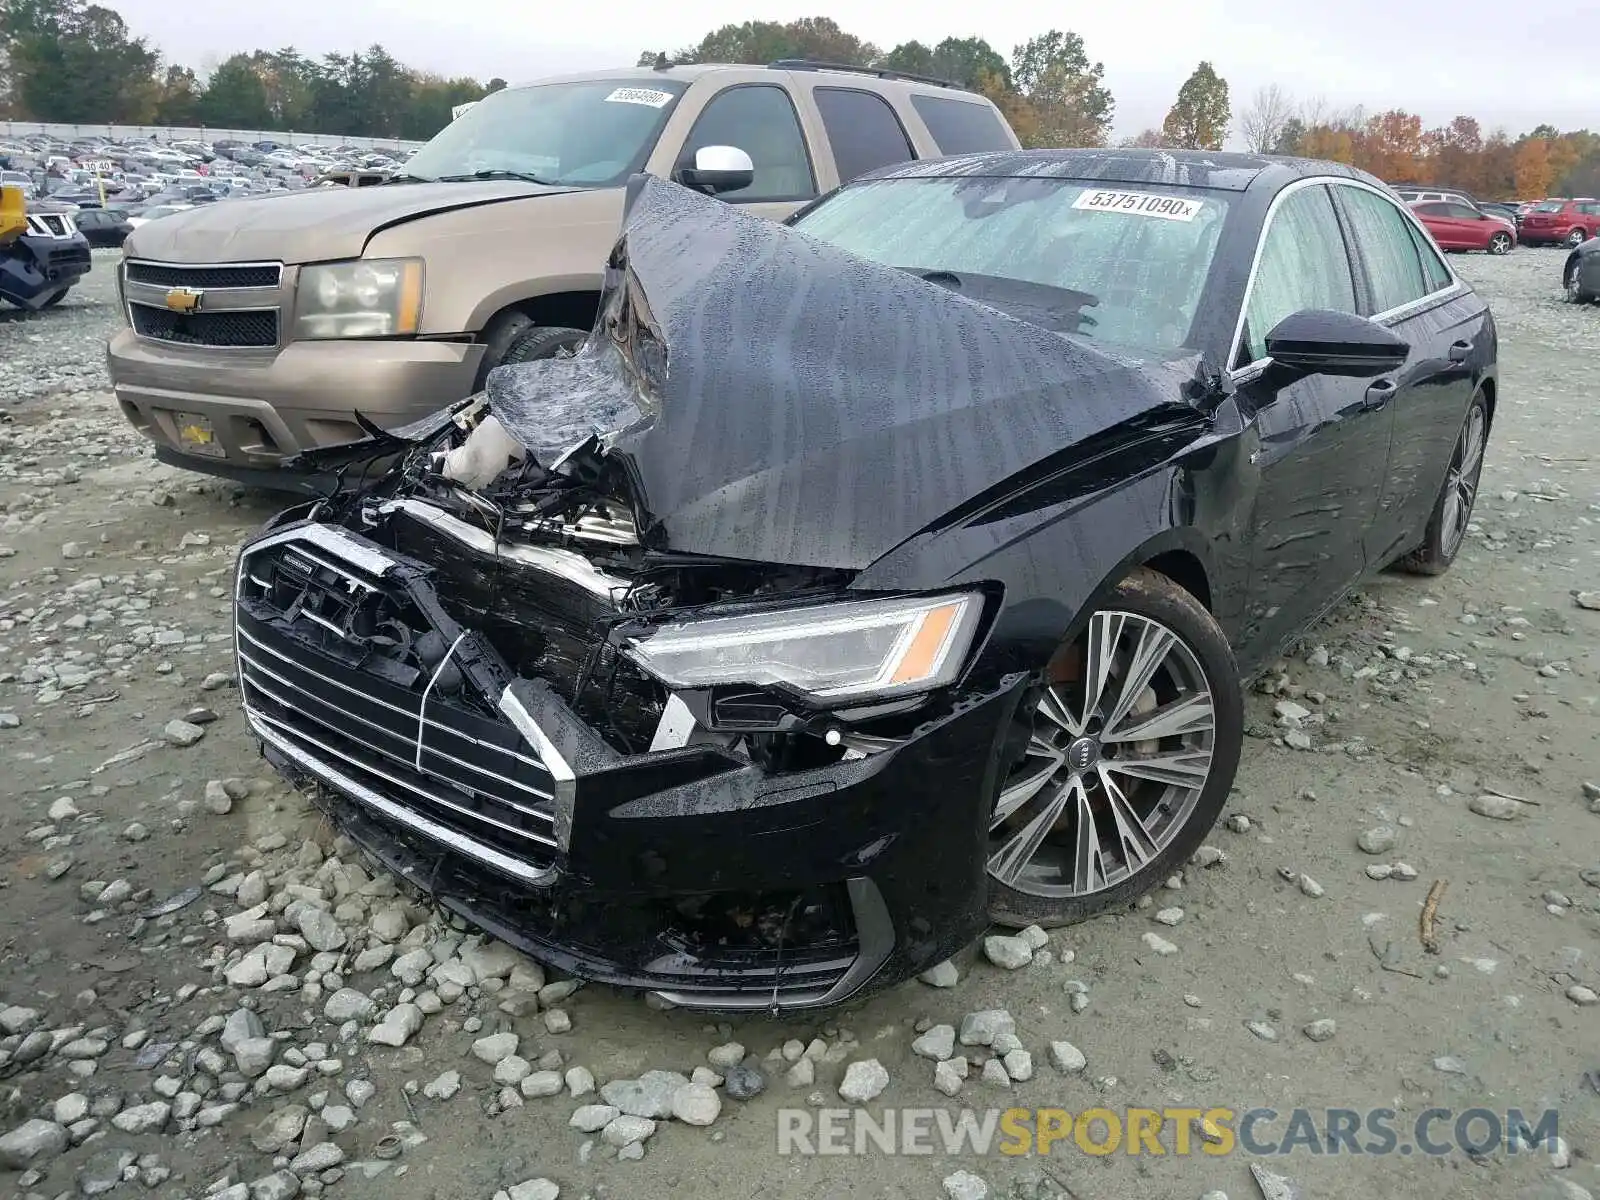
[126,261,281,288]
[45,245,92,274]
[131,304,277,348]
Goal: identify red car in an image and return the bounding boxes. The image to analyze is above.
[1409,200,1516,255]
[1518,197,1600,247]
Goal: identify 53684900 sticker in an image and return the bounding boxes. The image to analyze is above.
[604,87,675,108]
[1071,188,1204,222]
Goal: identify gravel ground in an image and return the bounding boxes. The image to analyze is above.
[1,246,1597,1200]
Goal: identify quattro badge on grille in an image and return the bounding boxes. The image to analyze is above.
[165,286,204,313]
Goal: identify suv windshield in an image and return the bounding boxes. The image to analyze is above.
[403,80,689,188]
[792,175,1230,356]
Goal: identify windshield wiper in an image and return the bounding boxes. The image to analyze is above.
[432,169,556,186]
[384,173,433,184]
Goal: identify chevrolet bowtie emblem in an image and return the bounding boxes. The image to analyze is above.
[165,286,203,313]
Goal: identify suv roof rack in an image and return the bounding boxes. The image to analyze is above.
[768,59,962,90]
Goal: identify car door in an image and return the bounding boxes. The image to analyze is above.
[1415,202,1461,248]
[1232,182,1393,656]
[1332,183,1480,565]
[1446,202,1492,248]
[670,84,818,221]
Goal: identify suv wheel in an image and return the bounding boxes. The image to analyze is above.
[477,312,588,385]
[1487,232,1513,255]
[1568,260,1596,304]
[1566,227,1590,248]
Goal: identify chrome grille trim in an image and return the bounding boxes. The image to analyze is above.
[246,705,557,887]
[236,625,555,787]
[237,641,557,817]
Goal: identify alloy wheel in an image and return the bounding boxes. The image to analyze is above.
[1439,403,1486,556]
[989,611,1216,898]
[1488,232,1512,255]
[1567,228,1589,248]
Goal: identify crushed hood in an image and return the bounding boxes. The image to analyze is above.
[484,175,1200,571]
[123,179,579,264]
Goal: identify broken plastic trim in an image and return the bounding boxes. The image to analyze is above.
[498,686,577,851]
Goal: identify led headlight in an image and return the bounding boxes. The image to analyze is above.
[294,258,423,340]
[622,592,983,701]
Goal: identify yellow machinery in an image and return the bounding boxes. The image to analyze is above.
[0,183,27,248]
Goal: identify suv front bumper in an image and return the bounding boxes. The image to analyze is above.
[108,330,484,487]
[235,517,1022,1010]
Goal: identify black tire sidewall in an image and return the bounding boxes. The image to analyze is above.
[987,568,1244,930]
[1401,391,1488,576]
[500,325,587,367]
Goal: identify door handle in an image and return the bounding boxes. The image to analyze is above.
[1362,380,1398,411]
[1448,339,1472,362]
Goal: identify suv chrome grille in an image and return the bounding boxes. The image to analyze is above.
[126,261,282,289]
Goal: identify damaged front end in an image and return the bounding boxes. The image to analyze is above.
[237,174,1201,1009]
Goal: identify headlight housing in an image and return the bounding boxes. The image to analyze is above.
[622,592,983,702]
[294,258,423,340]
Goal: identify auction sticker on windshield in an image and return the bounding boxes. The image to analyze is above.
[605,87,675,108]
[1072,189,1203,221]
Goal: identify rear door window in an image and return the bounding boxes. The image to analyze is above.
[1336,185,1435,315]
[909,95,1014,155]
[813,88,915,183]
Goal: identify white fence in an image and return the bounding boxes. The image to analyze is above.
[2,122,429,151]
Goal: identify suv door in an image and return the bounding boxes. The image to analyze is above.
[809,87,916,185]
[1232,182,1387,655]
[1333,183,1482,564]
[670,83,818,220]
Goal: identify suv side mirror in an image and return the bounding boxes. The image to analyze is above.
[676,145,754,195]
[1264,309,1410,377]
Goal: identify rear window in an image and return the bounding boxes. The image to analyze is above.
[1532,200,1565,212]
[814,88,915,184]
[909,95,1013,155]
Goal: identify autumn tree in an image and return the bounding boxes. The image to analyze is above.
[1513,137,1552,197]
[1355,109,1425,181]
[1009,30,1113,148]
[1122,128,1168,148]
[1239,83,1293,154]
[1162,61,1230,151]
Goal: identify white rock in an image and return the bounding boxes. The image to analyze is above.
[601,1114,657,1148]
[423,1070,461,1100]
[918,960,960,988]
[323,988,374,1022]
[983,934,1033,970]
[958,1010,1015,1047]
[912,1024,956,1062]
[708,1041,746,1070]
[0,1119,69,1169]
[1141,931,1178,956]
[565,1066,595,1097]
[495,1055,533,1085]
[671,1082,722,1126]
[933,1057,968,1096]
[506,1180,560,1200]
[838,1059,889,1104]
[1567,985,1599,1006]
[980,1059,1011,1087]
[520,1070,563,1098]
[367,1003,424,1047]
[1153,907,1185,925]
[290,1141,345,1173]
[1299,875,1325,898]
[570,1104,619,1132]
[1002,1049,1033,1081]
[111,1101,170,1134]
[1049,1041,1087,1073]
[1302,1019,1337,1043]
[599,1071,690,1119]
[297,906,346,952]
[943,1170,990,1200]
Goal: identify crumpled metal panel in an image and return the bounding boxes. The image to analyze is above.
[484,173,1196,570]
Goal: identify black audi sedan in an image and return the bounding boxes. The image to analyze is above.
[233,150,1496,1010]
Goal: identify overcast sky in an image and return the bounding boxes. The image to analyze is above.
[111,0,1596,143]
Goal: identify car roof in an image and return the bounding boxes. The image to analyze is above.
[508,62,986,97]
[861,147,1382,194]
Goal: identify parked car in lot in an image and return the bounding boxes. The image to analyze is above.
[107,61,1020,485]
[1565,234,1600,303]
[1519,197,1600,246]
[74,207,134,248]
[232,150,1498,1008]
[1409,199,1516,254]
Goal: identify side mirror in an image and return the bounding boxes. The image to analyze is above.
[1264,309,1410,377]
[676,145,754,195]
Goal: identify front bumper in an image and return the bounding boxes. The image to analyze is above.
[0,234,92,308]
[234,517,1023,1010]
[108,330,484,476]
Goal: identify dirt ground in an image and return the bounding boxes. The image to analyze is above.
[0,246,1596,1200]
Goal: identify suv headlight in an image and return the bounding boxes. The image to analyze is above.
[294,258,423,340]
[622,592,983,702]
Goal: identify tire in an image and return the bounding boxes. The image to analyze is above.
[1487,232,1513,255]
[1565,227,1589,248]
[1400,391,1488,576]
[475,312,587,387]
[986,567,1244,929]
[1568,260,1597,304]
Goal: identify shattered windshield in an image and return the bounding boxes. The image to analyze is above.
[792,176,1230,356]
[403,80,688,188]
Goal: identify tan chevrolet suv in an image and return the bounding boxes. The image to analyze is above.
[107,61,1019,486]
